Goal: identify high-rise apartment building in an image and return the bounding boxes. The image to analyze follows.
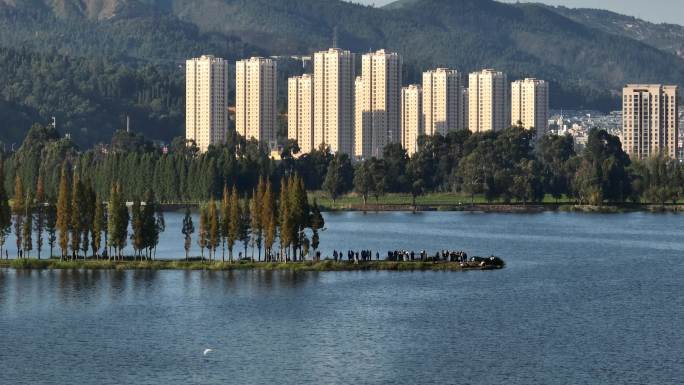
[313,48,355,155]
[185,55,229,153]
[355,49,402,159]
[401,85,423,156]
[235,57,277,147]
[468,69,509,133]
[422,68,466,136]
[622,84,679,159]
[288,75,314,154]
[511,78,549,134]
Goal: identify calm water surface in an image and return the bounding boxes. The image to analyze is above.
[1,211,684,384]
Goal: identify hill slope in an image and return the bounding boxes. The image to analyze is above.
[0,0,683,146]
[542,5,684,59]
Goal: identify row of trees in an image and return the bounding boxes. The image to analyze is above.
[189,175,324,263]
[2,124,684,209]
[0,159,325,261]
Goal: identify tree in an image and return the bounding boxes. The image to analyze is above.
[131,199,144,258]
[198,205,208,261]
[0,159,11,259]
[56,165,71,260]
[34,174,46,259]
[220,185,230,262]
[239,197,251,260]
[262,179,276,261]
[309,199,324,257]
[93,195,104,258]
[70,175,83,259]
[181,207,194,261]
[323,153,353,204]
[353,161,372,207]
[45,199,57,259]
[208,198,219,261]
[227,186,240,262]
[251,178,265,261]
[13,175,25,258]
[278,177,292,261]
[22,190,33,258]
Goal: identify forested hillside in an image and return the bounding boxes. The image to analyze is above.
[542,5,684,59]
[0,47,185,147]
[0,0,683,147]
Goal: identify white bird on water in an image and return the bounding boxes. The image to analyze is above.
[203,348,214,356]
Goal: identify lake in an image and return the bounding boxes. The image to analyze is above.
[1,211,684,384]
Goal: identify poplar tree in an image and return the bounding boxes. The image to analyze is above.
[239,197,251,260]
[262,179,276,262]
[0,159,11,259]
[22,191,33,258]
[131,199,143,259]
[198,205,208,261]
[57,165,71,260]
[34,175,45,259]
[227,186,239,262]
[220,185,229,261]
[46,198,57,259]
[278,177,291,261]
[208,198,219,261]
[70,175,83,259]
[106,184,119,260]
[310,199,324,256]
[181,207,194,261]
[93,195,104,258]
[13,175,25,258]
[251,177,265,260]
[80,181,95,260]
[116,191,130,259]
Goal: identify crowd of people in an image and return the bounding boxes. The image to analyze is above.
[326,249,470,264]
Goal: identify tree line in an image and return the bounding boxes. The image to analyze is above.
[2,123,683,213]
[0,157,324,261]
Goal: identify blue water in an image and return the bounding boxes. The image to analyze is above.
[1,211,683,384]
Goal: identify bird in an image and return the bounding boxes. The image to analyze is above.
[203,349,214,356]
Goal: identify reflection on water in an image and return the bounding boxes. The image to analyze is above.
[1,212,684,384]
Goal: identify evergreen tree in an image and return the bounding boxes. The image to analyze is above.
[0,159,11,259]
[153,192,165,260]
[13,175,25,258]
[181,207,194,261]
[353,161,372,207]
[34,174,46,259]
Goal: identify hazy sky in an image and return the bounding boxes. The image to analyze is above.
[354,0,683,25]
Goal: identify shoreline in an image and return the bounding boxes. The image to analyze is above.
[0,259,504,272]
[157,202,684,214]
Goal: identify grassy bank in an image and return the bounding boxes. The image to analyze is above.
[0,258,503,272]
[307,192,684,213]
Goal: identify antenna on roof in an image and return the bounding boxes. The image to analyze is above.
[332,25,338,49]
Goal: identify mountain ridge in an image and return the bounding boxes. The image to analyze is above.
[0,0,683,146]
